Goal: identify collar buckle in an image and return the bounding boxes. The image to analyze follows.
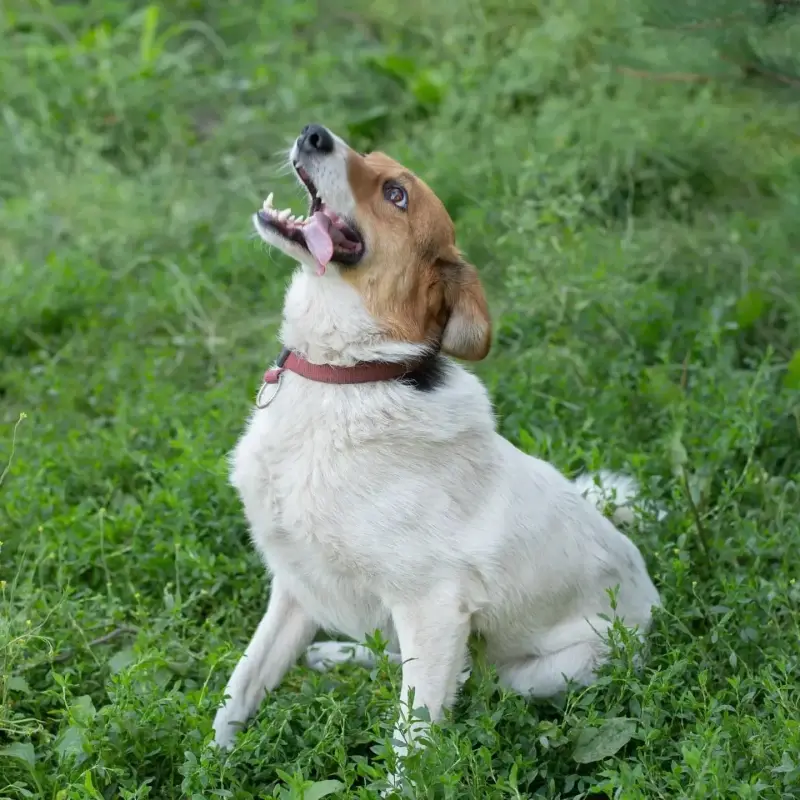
[255,347,291,409]
[255,369,283,409]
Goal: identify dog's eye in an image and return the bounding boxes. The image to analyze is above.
[384,183,408,211]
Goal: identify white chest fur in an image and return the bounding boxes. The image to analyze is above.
[229,356,497,644]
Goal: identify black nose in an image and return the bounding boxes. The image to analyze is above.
[297,124,334,155]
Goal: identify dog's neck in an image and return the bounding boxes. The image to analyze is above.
[279,268,429,367]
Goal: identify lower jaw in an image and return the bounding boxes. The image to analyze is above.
[253,214,363,268]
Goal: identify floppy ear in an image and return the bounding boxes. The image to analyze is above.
[439,256,491,361]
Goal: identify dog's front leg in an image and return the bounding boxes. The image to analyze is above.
[388,588,471,767]
[212,576,318,749]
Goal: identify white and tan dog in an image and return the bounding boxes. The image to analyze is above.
[212,124,661,767]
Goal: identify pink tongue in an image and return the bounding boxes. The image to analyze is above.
[303,212,334,276]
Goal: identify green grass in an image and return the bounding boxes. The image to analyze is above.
[2,0,800,797]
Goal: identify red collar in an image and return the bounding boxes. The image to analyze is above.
[263,350,419,386]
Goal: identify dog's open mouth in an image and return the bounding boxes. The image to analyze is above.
[255,165,364,275]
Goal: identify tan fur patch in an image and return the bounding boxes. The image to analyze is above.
[341,149,491,360]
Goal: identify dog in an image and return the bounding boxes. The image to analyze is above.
[211,124,662,779]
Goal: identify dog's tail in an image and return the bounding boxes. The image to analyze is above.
[574,469,666,526]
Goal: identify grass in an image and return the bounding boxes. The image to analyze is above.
[1,0,800,797]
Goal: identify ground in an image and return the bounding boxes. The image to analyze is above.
[1,1,799,798]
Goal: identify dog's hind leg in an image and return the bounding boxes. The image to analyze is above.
[212,577,317,749]
[496,642,602,696]
[494,620,608,698]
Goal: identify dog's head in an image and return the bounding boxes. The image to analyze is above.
[254,124,491,361]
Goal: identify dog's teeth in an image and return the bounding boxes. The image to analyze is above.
[278,208,291,221]
[265,192,274,208]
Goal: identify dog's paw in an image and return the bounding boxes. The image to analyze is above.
[210,728,236,751]
[306,641,403,672]
[380,770,405,798]
[211,705,245,751]
[305,641,349,672]
[306,641,387,671]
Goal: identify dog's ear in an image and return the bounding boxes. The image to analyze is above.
[438,254,491,361]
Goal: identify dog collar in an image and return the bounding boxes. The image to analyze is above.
[256,348,421,408]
